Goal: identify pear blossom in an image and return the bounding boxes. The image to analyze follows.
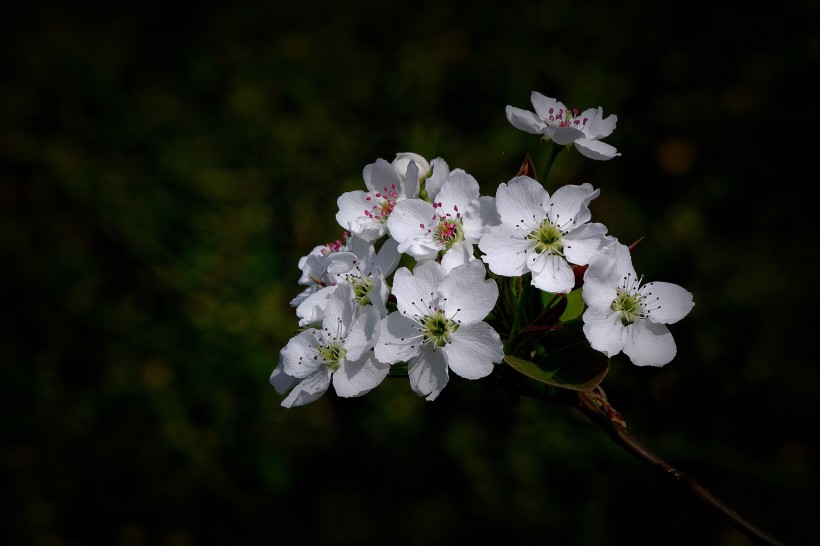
[506,92,620,160]
[336,157,421,241]
[275,284,389,408]
[478,176,612,294]
[374,260,504,401]
[289,232,349,309]
[386,169,499,272]
[423,157,450,198]
[582,242,694,367]
[296,234,400,326]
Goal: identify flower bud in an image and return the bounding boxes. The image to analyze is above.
[392,152,431,180]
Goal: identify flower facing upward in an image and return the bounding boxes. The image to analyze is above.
[336,158,421,241]
[506,92,620,160]
[386,169,499,272]
[275,284,389,408]
[582,242,695,367]
[374,260,504,401]
[478,176,612,294]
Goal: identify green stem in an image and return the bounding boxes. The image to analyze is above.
[539,140,565,187]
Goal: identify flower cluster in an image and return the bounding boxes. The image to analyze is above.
[272,94,694,408]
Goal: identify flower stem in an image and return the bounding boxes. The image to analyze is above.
[539,140,564,187]
[572,387,787,546]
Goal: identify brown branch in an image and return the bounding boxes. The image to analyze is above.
[573,387,787,546]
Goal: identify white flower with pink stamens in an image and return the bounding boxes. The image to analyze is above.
[506,92,620,160]
[289,232,350,309]
[386,169,499,272]
[336,157,421,242]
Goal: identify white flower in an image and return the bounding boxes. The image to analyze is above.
[275,284,389,408]
[386,169,499,272]
[478,176,612,294]
[296,235,400,326]
[374,260,504,401]
[506,92,620,161]
[289,232,349,309]
[392,152,431,180]
[582,242,695,367]
[336,158,421,241]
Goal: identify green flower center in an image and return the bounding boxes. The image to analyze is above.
[610,288,645,326]
[436,217,464,248]
[529,220,565,255]
[317,341,346,372]
[422,310,459,347]
[346,275,373,306]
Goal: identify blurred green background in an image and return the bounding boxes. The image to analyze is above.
[3,1,819,545]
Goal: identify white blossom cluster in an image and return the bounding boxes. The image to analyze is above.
[271,93,694,408]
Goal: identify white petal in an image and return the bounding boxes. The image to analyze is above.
[495,177,547,227]
[345,304,381,360]
[478,224,532,276]
[363,158,401,193]
[408,344,450,401]
[336,190,384,241]
[373,237,400,277]
[442,322,503,379]
[505,105,544,134]
[549,126,586,145]
[325,251,361,275]
[529,253,575,294]
[386,199,441,260]
[549,182,599,226]
[529,92,563,121]
[321,284,355,337]
[436,170,480,214]
[295,285,335,327]
[332,353,391,397]
[563,222,611,265]
[391,262,445,319]
[440,240,475,273]
[269,358,298,394]
[374,312,422,364]
[281,369,332,408]
[584,111,617,139]
[640,281,695,324]
[439,260,498,323]
[281,329,323,378]
[425,157,449,199]
[574,138,620,160]
[623,320,677,367]
[462,195,500,241]
[582,308,626,357]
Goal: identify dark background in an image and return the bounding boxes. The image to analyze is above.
[3,1,819,545]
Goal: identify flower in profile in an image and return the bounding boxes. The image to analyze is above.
[374,260,504,401]
[506,92,620,160]
[582,242,695,367]
[336,157,421,241]
[478,176,611,294]
[289,232,349,309]
[275,284,389,408]
[386,169,499,272]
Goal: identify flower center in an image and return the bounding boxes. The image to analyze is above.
[345,273,373,306]
[529,220,565,255]
[421,310,459,347]
[363,184,400,223]
[610,288,646,326]
[419,202,465,250]
[317,340,346,372]
[543,106,589,130]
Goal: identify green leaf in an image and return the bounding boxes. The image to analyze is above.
[559,288,585,323]
[503,343,609,392]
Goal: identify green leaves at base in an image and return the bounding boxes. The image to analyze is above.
[503,342,609,392]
